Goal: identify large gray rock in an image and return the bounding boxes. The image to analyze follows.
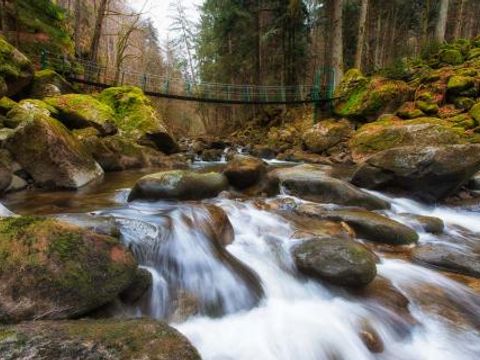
[5,106,103,189]
[224,155,266,189]
[0,319,201,360]
[351,145,480,202]
[292,237,377,287]
[302,119,354,153]
[128,170,229,201]
[0,38,34,98]
[267,165,389,210]
[296,206,419,245]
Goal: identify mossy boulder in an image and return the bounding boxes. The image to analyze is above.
[0,38,34,98]
[266,164,389,210]
[0,97,16,116]
[98,86,179,154]
[292,237,377,287]
[4,99,58,128]
[447,76,476,95]
[439,49,464,66]
[334,71,413,122]
[467,47,480,60]
[5,107,103,189]
[447,114,477,130]
[397,102,424,119]
[45,94,117,135]
[296,207,418,245]
[453,96,475,110]
[224,155,266,189]
[0,216,138,323]
[0,319,201,359]
[416,100,439,115]
[81,135,168,172]
[128,170,229,201]
[350,116,467,161]
[469,102,480,123]
[302,119,354,153]
[28,69,75,99]
[351,144,480,202]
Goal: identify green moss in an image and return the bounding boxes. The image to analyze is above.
[397,102,424,119]
[469,103,480,123]
[0,97,16,115]
[0,38,32,83]
[447,76,475,94]
[416,100,439,115]
[447,114,477,130]
[453,97,475,110]
[439,49,464,65]
[467,48,480,60]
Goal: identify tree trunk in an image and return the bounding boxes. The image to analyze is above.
[354,0,368,70]
[331,0,344,87]
[453,0,465,39]
[74,0,82,56]
[90,0,109,62]
[435,0,449,43]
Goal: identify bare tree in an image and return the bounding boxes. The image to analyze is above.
[90,0,110,62]
[331,0,344,86]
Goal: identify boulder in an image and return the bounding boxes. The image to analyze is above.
[224,155,266,189]
[0,216,138,323]
[45,94,117,135]
[334,70,413,122]
[0,97,16,115]
[267,165,389,210]
[398,214,445,234]
[349,116,467,161]
[439,49,463,65]
[295,207,418,245]
[351,145,480,202]
[5,99,58,128]
[413,244,480,278]
[447,75,476,95]
[250,145,277,159]
[200,148,224,161]
[0,319,201,360]
[469,102,480,123]
[28,69,75,98]
[119,267,153,304]
[98,86,179,154]
[396,102,424,119]
[292,237,377,287]
[5,108,103,189]
[128,170,229,201]
[469,172,480,190]
[302,119,354,153]
[201,204,235,246]
[81,135,168,171]
[0,38,34,98]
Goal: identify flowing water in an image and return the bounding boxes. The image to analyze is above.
[4,164,480,359]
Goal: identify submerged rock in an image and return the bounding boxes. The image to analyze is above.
[413,244,480,278]
[5,108,103,189]
[398,214,445,234]
[296,207,418,245]
[351,144,480,202]
[292,237,377,287]
[0,319,201,360]
[45,94,117,135]
[0,216,138,323]
[98,86,179,154]
[224,155,266,189]
[128,170,229,201]
[267,165,389,210]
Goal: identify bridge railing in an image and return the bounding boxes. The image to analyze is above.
[31,52,335,104]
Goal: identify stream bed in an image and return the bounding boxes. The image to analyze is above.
[4,162,480,360]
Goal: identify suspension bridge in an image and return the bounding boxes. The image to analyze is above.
[37,52,336,106]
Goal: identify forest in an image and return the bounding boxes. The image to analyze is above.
[1,1,480,359]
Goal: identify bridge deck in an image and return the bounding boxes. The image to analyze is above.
[39,55,336,105]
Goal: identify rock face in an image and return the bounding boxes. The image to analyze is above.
[224,155,266,189]
[98,86,179,154]
[351,144,480,202]
[45,94,117,135]
[81,135,168,171]
[302,119,354,153]
[349,116,467,161]
[296,207,418,245]
[0,216,138,323]
[292,237,377,287]
[129,170,229,201]
[334,70,413,122]
[412,244,480,278]
[0,38,34,98]
[28,70,75,98]
[5,107,103,189]
[267,165,389,210]
[0,319,201,360]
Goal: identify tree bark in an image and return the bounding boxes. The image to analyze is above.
[435,0,449,43]
[74,0,82,56]
[452,0,465,39]
[90,0,109,62]
[331,0,344,87]
[354,0,368,70]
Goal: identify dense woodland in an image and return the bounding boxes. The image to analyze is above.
[0,0,479,133]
